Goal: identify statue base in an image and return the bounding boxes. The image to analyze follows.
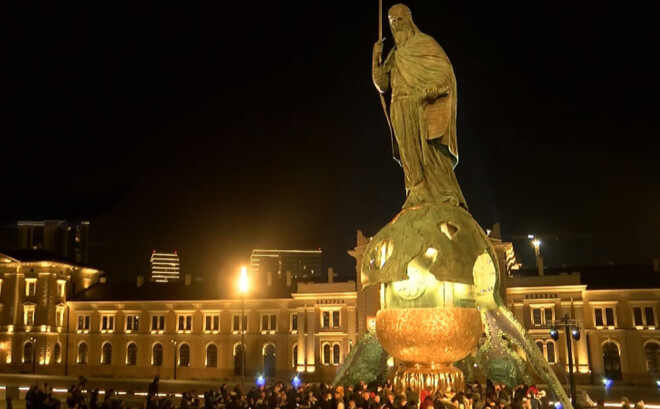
[394,363,464,396]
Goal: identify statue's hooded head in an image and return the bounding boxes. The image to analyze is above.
[388,4,419,46]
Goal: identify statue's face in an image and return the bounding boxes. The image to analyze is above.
[388,6,414,45]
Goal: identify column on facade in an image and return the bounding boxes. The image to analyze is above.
[305,305,315,372]
[572,301,589,373]
[296,307,306,372]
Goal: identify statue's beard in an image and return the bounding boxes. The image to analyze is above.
[392,24,414,46]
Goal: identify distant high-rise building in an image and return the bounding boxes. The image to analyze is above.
[17,220,90,263]
[249,249,323,289]
[150,251,180,282]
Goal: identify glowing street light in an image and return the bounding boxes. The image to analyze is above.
[531,239,541,256]
[238,266,249,294]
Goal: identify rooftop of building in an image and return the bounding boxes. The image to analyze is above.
[0,249,97,270]
[511,264,660,290]
[69,276,356,302]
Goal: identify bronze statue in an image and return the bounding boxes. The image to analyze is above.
[360,5,575,408]
[372,4,466,209]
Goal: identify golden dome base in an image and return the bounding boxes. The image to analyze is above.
[394,363,464,397]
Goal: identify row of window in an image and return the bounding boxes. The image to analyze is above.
[75,310,341,333]
[22,304,66,327]
[535,339,660,375]
[529,305,656,329]
[72,341,342,367]
[8,279,67,298]
[21,341,62,364]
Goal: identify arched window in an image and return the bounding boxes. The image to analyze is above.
[645,342,660,372]
[53,343,61,364]
[292,344,298,368]
[23,342,34,364]
[234,344,245,376]
[152,343,163,366]
[179,344,190,367]
[101,342,112,365]
[332,343,341,365]
[78,342,88,364]
[263,344,276,377]
[322,343,331,365]
[546,341,556,363]
[126,343,137,366]
[206,344,218,368]
[536,341,544,352]
[603,342,622,380]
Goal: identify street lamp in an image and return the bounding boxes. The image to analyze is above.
[171,339,177,380]
[238,266,249,388]
[550,314,581,408]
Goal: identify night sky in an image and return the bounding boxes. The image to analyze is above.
[2,1,659,282]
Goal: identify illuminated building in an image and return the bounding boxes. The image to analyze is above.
[17,220,90,263]
[249,249,325,289]
[2,244,660,386]
[150,251,180,283]
[0,250,102,370]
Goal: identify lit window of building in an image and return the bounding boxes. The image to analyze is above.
[530,305,554,326]
[152,343,163,366]
[26,279,37,297]
[645,342,660,372]
[177,314,192,332]
[53,343,61,364]
[632,305,656,328]
[77,314,91,332]
[206,344,218,367]
[292,343,298,368]
[23,341,34,363]
[77,342,88,364]
[535,339,556,364]
[261,313,277,333]
[232,314,248,333]
[321,342,341,365]
[151,314,166,332]
[57,280,66,298]
[179,344,191,366]
[100,314,115,333]
[101,342,112,365]
[125,314,140,332]
[321,310,340,329]
[594,306,617,328]
[126,343,137,366]
[204,314,220,333]
[23,304,36,326]
[55,305,65,327]
[290,314,298,333]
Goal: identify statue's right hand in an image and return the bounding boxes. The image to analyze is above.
[373,40,384,63]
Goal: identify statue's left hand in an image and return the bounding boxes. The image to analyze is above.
[424,84,449,102]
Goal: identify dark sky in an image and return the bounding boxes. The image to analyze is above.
[2,1,659,281]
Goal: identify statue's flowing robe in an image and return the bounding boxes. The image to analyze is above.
[385,32,467,209]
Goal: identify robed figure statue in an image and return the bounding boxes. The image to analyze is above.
[372,4,467,209]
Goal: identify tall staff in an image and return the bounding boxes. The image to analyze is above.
[377,0,397,161]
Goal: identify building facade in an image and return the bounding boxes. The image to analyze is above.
[2,246,660,386]
[508,265,660,386]
[0,250,101,373]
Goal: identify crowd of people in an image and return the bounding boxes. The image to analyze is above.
[18,377,646,409]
